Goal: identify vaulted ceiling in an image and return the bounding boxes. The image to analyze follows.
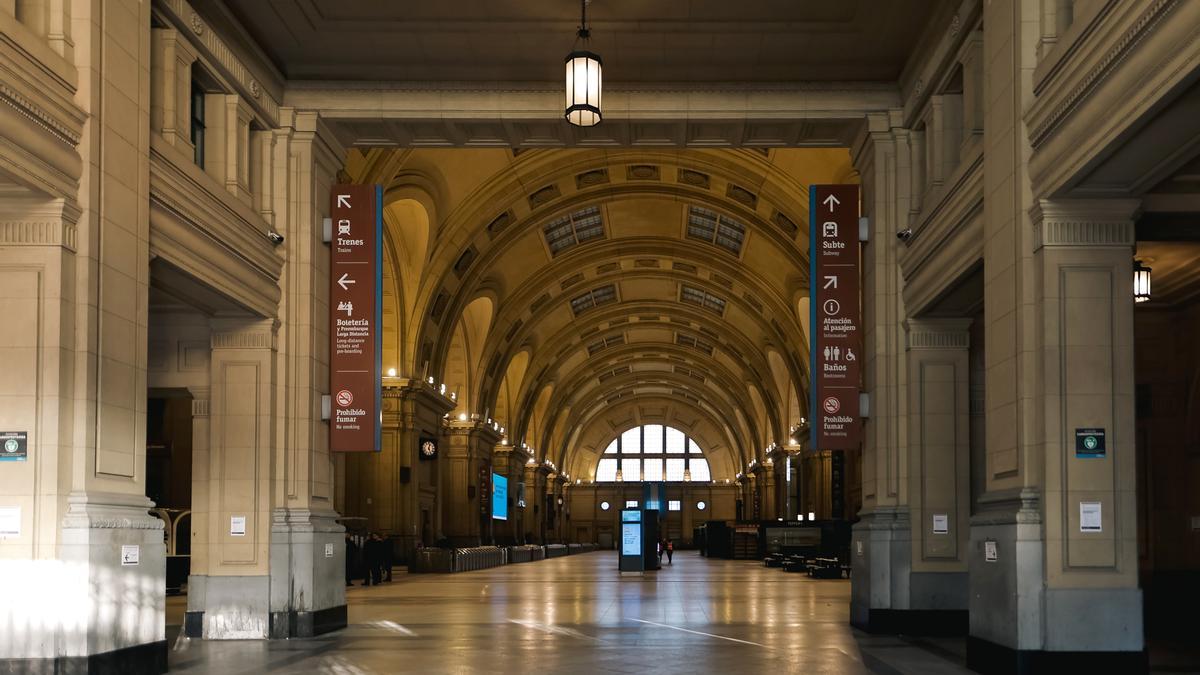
[346,147,856,481]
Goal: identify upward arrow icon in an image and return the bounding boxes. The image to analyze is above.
[337,194,352,208]
[823,194,840,212]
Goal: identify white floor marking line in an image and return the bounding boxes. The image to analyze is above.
[629,619,766,647]
[369,620,417,636]
[508,618,600,641]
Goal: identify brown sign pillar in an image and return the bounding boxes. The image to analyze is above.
[330,184,382,452]
[809,184,862,450]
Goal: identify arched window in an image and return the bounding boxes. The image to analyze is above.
[594,425,711,482]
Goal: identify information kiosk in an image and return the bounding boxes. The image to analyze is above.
[642,509,661,571]
[619,509,644,574]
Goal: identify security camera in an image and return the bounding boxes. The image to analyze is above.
[896,228,913,243]
[267,231,285,246]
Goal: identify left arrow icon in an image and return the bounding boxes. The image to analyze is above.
[337,273,356,290]
[337,195,352,208]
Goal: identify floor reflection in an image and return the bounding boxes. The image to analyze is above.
[166,551,973,674]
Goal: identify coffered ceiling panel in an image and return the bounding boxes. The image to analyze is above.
[215,0,944,83]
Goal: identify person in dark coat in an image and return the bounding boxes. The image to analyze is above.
[345,534,358,586]
[364,533,384,586]
[381,535,393,582]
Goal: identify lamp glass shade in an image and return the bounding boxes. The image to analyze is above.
[565,51,602,127]
[1134,262,1152,303]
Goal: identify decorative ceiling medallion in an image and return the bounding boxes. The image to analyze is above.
[726,184,758,207]
[528,184,561,209]
[677,169,710,188]
[575,169,609,188]
[627,165,660,180]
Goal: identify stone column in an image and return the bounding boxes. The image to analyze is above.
[901,318,972,634]
[149,27,196,150]
[967,199,1143,668]
[849,110,916,634]
[522,463,538,543]
[0,0,166,669]
[760,462,777,521]
[491,443,515,545]
[186,318,277,639]
[442,421,473,545]
[264,109,346,639]
[441,420,499,546]
[186,387,211,617]
[345,381,452,554]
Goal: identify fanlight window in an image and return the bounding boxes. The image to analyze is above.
[594,425,711,482]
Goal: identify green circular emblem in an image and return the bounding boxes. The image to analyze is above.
[1083,436,1098,451]
[3,439,16,453]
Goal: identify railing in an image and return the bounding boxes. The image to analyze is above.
[507,545,545,564]
[451,546,506,572]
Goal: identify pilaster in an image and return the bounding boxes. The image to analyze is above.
[966,198,1145,671]
[186,317,277,639]
[901,318,972,632]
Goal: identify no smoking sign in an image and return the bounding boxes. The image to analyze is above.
[335,390,354,407]
[823,397,841,414]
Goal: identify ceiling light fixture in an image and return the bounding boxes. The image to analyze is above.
[565,0,602,127]
[1134,259,1152,303]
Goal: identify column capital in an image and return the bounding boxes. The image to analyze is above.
[0,192,82,251]
[209,317,279,350]
[903,318,973,350]
[1030,198,1141,251]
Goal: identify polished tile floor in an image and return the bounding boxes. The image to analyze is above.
[167,551,974,674]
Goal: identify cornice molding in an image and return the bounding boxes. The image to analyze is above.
[1028,0,1180,150]
[156,0,281,127]
[0,82,80,147]
[148,139,283,315]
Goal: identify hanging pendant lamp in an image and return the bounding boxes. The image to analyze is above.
[565,0,602,127]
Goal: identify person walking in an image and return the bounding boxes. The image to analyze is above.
[665,538,674,564]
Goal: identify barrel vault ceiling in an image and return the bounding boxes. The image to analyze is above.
[345,147,857,481]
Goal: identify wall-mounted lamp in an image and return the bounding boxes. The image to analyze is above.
[1134,260,1152,303]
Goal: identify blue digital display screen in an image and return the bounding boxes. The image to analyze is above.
[622,522,641,555]
[492,473,508,521]
[621,508,641,556]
